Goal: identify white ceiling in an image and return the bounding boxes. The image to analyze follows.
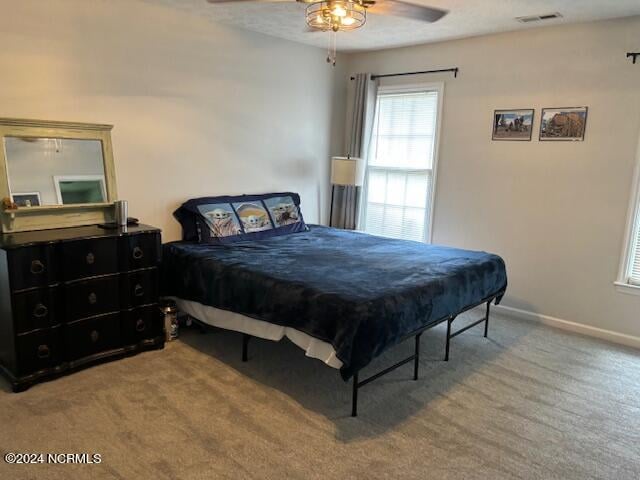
[145,0,640,52]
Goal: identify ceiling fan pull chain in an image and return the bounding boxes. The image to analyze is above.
[326,31,337,66]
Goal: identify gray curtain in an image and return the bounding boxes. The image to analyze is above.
[331,73,378,229]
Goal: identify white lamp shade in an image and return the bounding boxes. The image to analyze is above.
[331,156,363,186]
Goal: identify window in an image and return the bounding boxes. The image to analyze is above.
[629,210,640,286]
[616,138,640,293]
[360,84,442,242]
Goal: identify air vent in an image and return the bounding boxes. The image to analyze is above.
[516,12,563,23]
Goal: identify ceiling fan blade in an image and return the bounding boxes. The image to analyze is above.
[206,0,271,3]
[366,1,447,23]
[206,0,318,3]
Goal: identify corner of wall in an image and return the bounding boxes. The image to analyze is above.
[323,53,351,225]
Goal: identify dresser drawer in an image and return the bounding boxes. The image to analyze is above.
[64,314,122,361]
[64,276,120,321]
[61,237,119,281]
[121,232,160,271]
[121,269,158,308]
[8,245,58,291]
[16,327,62,376]
[12,287,61,334]
[122,305,163,345]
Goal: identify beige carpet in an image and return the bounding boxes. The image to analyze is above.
[0,311,639,480]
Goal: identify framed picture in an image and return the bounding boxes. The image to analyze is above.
[12,192,41,207]
[539,107,588,141]
[53,175,107,205]
[492,109,535,141]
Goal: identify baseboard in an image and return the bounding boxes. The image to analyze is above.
[490,304,640,350]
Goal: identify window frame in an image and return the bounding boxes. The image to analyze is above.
[615,134,640,296]
[360,81,444,243]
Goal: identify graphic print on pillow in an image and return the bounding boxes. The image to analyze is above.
[197,203,242,238]
[264,196,301,227]
[233,201,273,233]
[174,192,308,243]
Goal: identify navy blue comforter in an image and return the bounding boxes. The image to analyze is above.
[161,226,507,380]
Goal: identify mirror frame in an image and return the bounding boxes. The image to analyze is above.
[0,118,118,233]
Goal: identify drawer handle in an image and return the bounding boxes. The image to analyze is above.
[86,252,95,265]
[90,330,100,343]
[135,319,146,332]
[37,344,50,359]
[30,260,45,275]
[134,284,144,297]
[132,247,144,260]
[33,303,49,319]
[88,292,98,305]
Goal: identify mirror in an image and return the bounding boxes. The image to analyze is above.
[5,137,107,206]
[0,118,118,233]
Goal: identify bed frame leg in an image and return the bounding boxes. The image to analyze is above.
[484,301,491,338]
[414,333,422,380]
[242,334,250,362]
[445,317,453,361]
[345,293,501,417]
[351,373,359,417]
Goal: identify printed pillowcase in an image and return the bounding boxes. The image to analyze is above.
[174,192,308,244]
[265,196,302,227]
[232,201,272,233]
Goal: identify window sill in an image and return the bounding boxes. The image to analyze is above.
[614,281,640,296]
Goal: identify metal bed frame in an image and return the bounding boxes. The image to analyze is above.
[239,290,505,417]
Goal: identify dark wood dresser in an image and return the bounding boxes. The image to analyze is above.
[0,224,164,392]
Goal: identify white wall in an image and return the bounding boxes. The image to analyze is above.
[0,0,346,239]
[346,17,640,339]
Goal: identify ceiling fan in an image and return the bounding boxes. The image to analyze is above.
[206,0,447,64]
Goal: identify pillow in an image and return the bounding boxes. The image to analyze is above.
[174,192,308,243]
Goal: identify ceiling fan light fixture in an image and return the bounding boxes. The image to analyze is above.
[305,1,366,32]
[332,5,347,16]
[341,16,355,25]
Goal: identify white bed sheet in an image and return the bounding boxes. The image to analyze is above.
[173,298,343,369]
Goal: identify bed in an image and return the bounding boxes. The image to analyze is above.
[162,224,507,416]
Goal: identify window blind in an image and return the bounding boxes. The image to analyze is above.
[362,90,439,242]
[630,206,640,285]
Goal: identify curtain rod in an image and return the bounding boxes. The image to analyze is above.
[628,52,639,64]
[350,67,459,81]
